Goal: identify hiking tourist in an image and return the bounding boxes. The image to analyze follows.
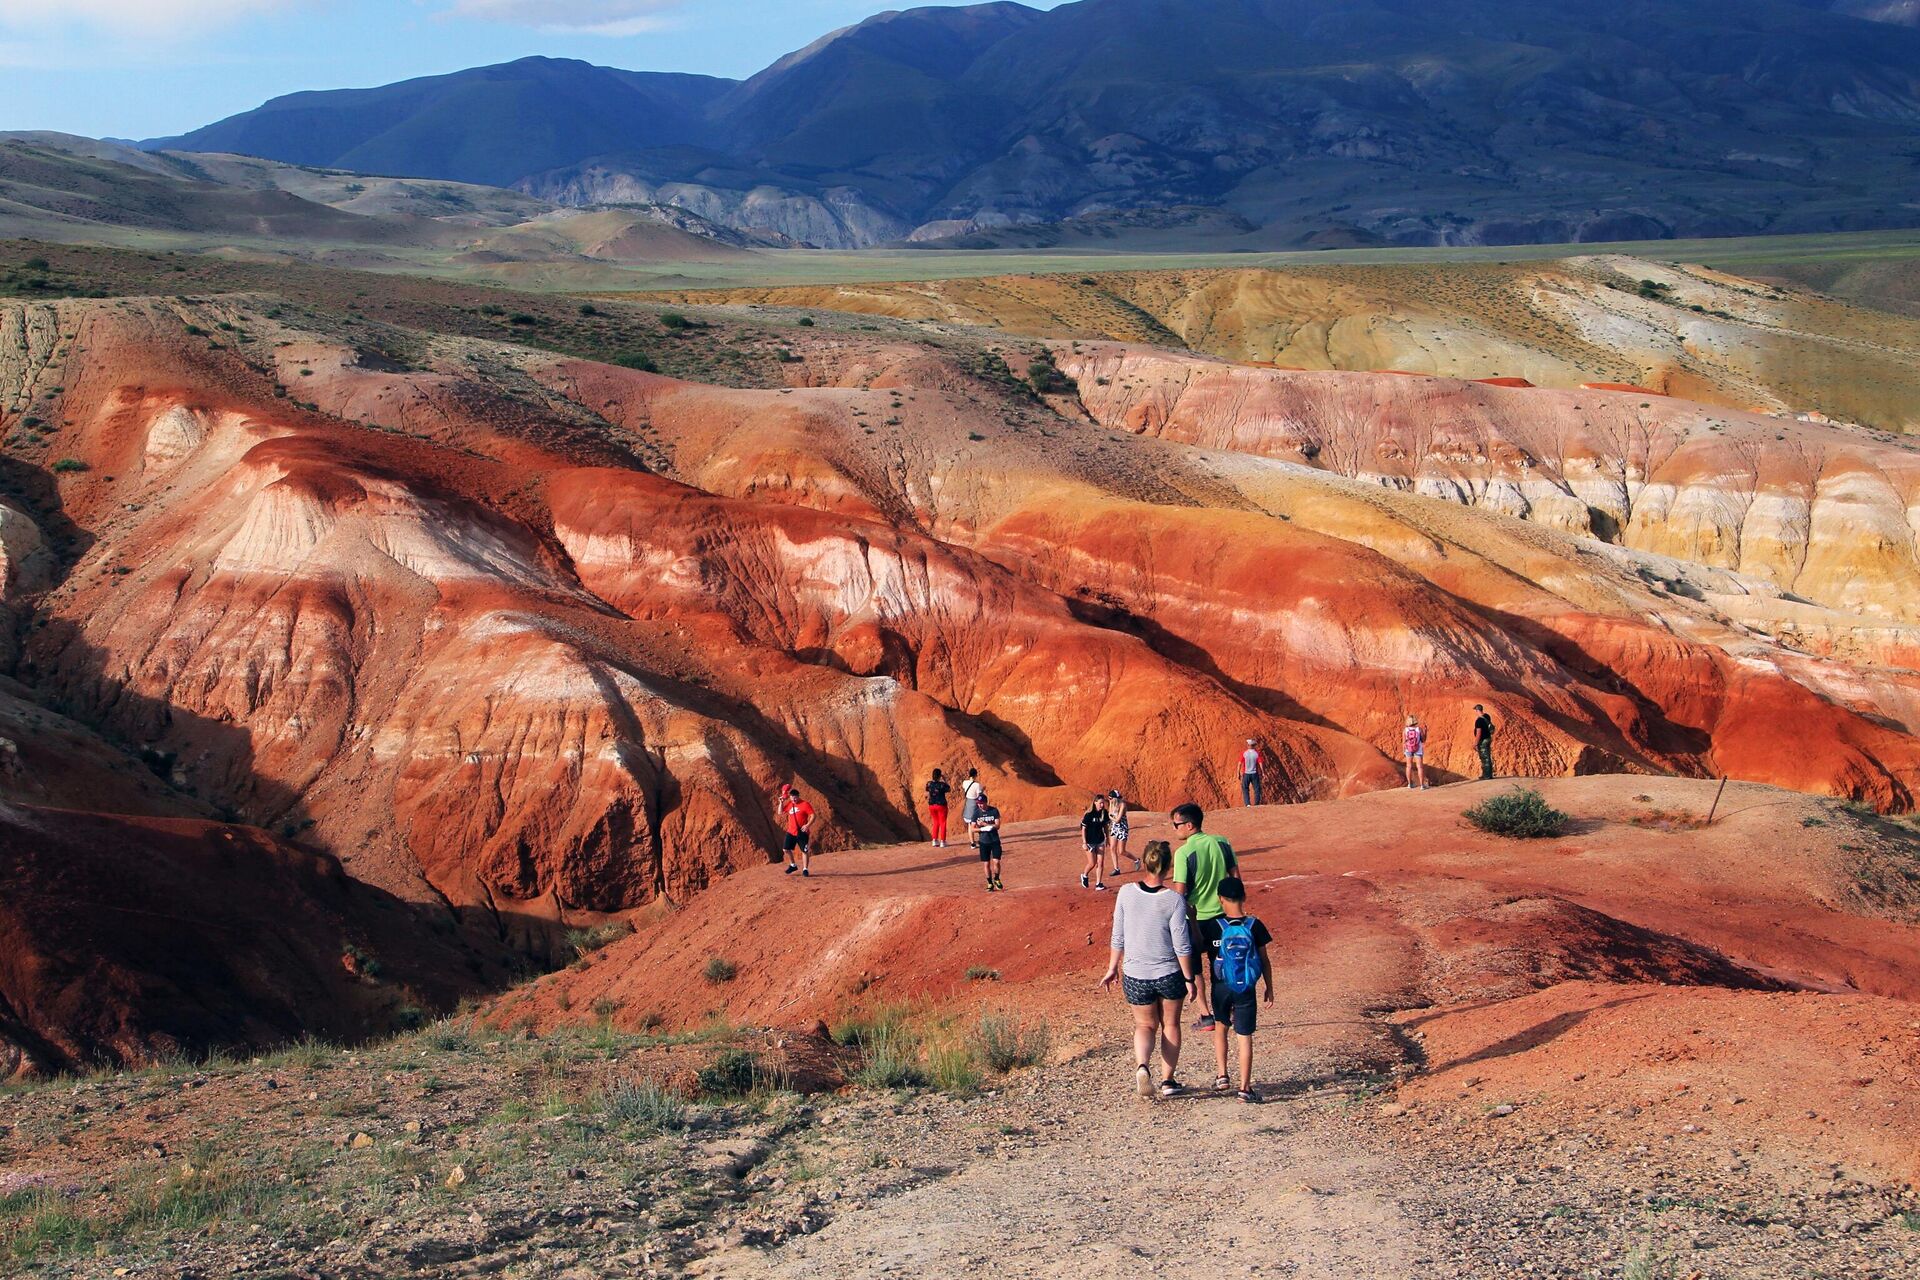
[1099,839,1194,1100]
[1079,793,1111,890]
[1472,704,1496,781]
[1106,789,1134,874]
[782,788,817,876]
[1237,737,1264,806]
[926,768,951,847]
[1208,876,1275,1103]
[974,791,1004,891]
[1170,802,1237,1030]
[773,782,795,860]
[1402,715,1428,790]
[961,767,984,848]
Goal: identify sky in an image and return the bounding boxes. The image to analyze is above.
[1,0,1074,141]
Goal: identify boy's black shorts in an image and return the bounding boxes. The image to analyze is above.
[1212,983,1258,1036]
[783,831,810,853]
[977,835,1003,862]
[1190,915,1223,959]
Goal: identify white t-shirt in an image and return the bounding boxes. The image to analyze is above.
[1240,747,1261,775]
[962,778,983,800]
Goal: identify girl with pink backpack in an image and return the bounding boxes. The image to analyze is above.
[1403,715,1428,790]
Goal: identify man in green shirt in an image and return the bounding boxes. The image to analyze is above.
[1170,802,1238,1032]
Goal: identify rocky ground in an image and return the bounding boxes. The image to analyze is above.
[4,1006,1919,1279]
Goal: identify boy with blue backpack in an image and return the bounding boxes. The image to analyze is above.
[1208,877,1274,1103]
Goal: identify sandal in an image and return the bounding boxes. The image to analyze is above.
[1212,1075,1231,1092]
[1236,1089,1261,1105]
[1134,1065,1154,1100]
[1158,1077,1181,1098]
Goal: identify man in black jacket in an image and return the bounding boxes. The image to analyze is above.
[1473,705,1496,781]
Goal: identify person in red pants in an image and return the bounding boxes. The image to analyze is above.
[926,768,952,848]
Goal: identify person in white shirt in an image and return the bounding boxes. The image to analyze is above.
[1237,739,1264,806]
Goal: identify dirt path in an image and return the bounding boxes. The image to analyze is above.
[694,1044,1427,1280]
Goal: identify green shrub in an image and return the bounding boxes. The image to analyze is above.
[852,1024,927,1089]
[659,312,693,330]
[926,1042,981,1095]
[973,1012,1049,1072]
[577,303,600,317]
[564,921,634,959]
[695,1048,762,1098]
[703,956,737,984]
[507,313,539,327]
[795,316,814,327]
[1463,787,1568,838]
[597,1076,685,1130]
[50,458,89,474]
[613,351,659,373]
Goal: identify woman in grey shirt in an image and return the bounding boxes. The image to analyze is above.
[1099,840,1194,1099]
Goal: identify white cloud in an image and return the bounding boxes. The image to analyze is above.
[439,0,684,36]
[0,0,296,34]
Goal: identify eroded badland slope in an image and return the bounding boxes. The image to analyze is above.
[3,258,1920,1071]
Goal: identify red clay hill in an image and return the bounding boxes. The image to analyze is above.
[3,287,1919,1067]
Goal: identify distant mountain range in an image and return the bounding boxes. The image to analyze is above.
[148,0,1920,250]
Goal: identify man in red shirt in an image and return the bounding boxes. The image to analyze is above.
[783,789,818,877]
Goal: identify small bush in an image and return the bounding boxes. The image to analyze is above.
[422,1019,476,1052]
[614,351,659,373]
[1463,787,1568,838]
[926,1042,981,1095]
[964,966,1000,981]
[659,312,693,330]
[795,316,814,327]
[704,956,738,984]
[507,313,539,327]
[695,1048,762,1098]
[23,256,50,273]
[564,921,634,959]
[577,303,600,317]
[853,1024,928,1089]
[50,458,89,474]
[973,1012,1049,1072]
[597,1076,685,1130]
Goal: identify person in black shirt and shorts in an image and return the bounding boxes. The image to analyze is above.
[974,793,1004,892]
[1079,794,1110,891]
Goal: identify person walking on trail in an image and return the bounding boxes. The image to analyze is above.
[926,769,952,848]
[1402,715,1429,790]
[1106,789,1135,875]
[1170,802,1237,1031]
[1237,738,1265,807]
[1079,794,1111,890]
[974,792,1005,891]
[1472,705,1496,781]
[773,782,795,860]
[960,768,984,849]
[1207,876,1275,1104]
[782,788,818,876]
[1099,839,1195,1100]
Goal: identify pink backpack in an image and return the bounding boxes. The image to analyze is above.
[1403,724,1424,754]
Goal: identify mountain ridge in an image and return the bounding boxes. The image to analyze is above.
[143,0,1920,249]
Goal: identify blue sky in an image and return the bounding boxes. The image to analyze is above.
[2,0,1073,141]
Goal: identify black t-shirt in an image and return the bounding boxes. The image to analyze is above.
[1215,914,1272,949]
[926,778,950,806]
[1474,713,1494,743]
[1081,810,1109,842]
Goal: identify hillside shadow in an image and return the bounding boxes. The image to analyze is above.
[1428,991,1655,1072]
[1064,594,1351,736]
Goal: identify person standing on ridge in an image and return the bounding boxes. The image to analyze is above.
[1170,802,1237,1031]
[1237,738,1264,806]
[783,788,817,877]
[1106,789,1135,875]
[1472,705,1496,781]
[926,768,952,847]
[1402,715,1428,790]
[773,782,795,861]
[974,791,1005,891]
[1080,793,1111,891]
[960,767,984,849]
[1099,839,1195,1100]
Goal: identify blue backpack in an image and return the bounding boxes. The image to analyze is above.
[1214,917,1261,995]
